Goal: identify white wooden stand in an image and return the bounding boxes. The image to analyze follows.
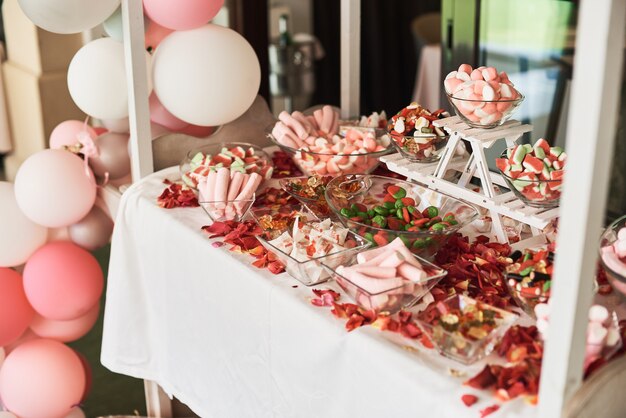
[381,116,557,243]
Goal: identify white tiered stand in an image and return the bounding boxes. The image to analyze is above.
[116,0,626,416]
[381,116,558,244]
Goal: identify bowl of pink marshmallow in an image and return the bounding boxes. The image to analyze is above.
[599,215,626,298]
[445,64,524,129]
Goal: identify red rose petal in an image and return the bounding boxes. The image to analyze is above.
[479,404,500,417]
[461,394,478,407]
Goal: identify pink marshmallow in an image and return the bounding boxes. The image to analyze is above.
[470,68,483,80]
[214,167,230,202]
[398,262,427,283]
[342,269,405,294]
[227,171,245,201]
[482,67,498,81]
[350,265,398,278]
[458,63,473,74]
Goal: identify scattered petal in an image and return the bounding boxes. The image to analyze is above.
[461,394,478,407]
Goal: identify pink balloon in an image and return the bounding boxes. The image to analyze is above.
[149,92,188,131]
[143,0,224,30]
[145,19,173,51]
[30,302,100,343]
[14,150,97,228]
[4,329,38,354]
[48,227,71,242]
[68,206,114,251]
[0,269,34,347]
[23,242,104,321]
[179,124,218,137]
[0,339,86,418]
[75,351,93,402]
[49,120,97,150]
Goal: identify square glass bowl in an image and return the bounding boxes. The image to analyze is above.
[256,224,370,286]
[416,295,518,364]
[249,204,319,240]
[322,254,447,314]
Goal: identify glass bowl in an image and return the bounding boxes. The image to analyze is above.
[266,126,393,176]
[505,272,551,318]
[324,174,480,258]
[446,92,524,129]
[323,254,447,314]
[599,215,626,298]
[390,133,451,163]
[198,194,255,223]
[249,204,319,240]
[256,224,370,287]
[416,294,519,365]
[180,142,273,189]
[278,176,335,219]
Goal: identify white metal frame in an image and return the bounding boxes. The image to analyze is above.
[118,0,626,416]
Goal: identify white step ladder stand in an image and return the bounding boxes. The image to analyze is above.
[381,116,558,243]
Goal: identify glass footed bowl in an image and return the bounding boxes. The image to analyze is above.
[389,133,451,163]
[198,194,255,223]
[416,294,519,365]
[180,142,273,189]
[266,124,393,176]
[278,176,335,219]
[498,150,562,209]
[446,92,524,129]
[324,174,480,259]
[599,215,626,298]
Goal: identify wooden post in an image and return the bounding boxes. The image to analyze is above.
[537,0,626,416]
[340,0,360,119]
[121,0,154,181]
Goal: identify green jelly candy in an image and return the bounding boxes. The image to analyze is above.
[449,220,458,226]
[395,199,405,209]
[372,215,387,228]
[407,205,418,215]
[383,202,396,210]
[412,238,427,249]
[374,206,389,216]
[424,237,434,246]
[426,206,439,218]
[364,232,375,244]
[443,214,456,223]
[367,209,376,218]
[356,211,369,219]
[430,223,446,232]
[392,188,406,199]
[397,208,404,219]
[400,235,411,246]
[520,266,533,276]
[340,208,354,217]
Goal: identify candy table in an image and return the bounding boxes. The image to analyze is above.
[100,166,537,418]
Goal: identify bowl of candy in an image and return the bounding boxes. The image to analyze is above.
[323,238,447,313]
[599,215,626,298]
[496,139,565,209]
[505,248,553,317]
[324,174,479,258]
[444,64,524,129]
[267,106,393,176]
[255,216,370,286]
[416,294,519,364]
[387,102,451,163]
[249,204,318,240]
[180,142,273,189]
[197,167,263,223]
[279,175,334,218]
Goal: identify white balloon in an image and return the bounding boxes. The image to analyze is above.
[68,38,152,120]
[0,182,48,267]
[152,24,260,127]
[104,6,148,42]
[101,117,130,133]
[64,407,86,418]
[17,0,120,34]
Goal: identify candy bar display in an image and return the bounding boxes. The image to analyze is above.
[416,295,518,364]
[505,248,553,317]
[324,238,447,313]
[496,138,566,208]
[534,303,622,372]
[445,64,524,128]
[268,105,393,176]
[387,102,450,163]
[599,215,626,297]
[197,168,262,222]
[180,142,273,189]
[324,174,479,257]
[255,217,369,286]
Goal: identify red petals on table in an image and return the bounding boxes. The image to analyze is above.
[461,394,478,407]
[271,150,303,178]
[310,289,341,307]
[202,220,285,274]
[434,234,514,309]
[479,404,500,417]
[157,181,199,209]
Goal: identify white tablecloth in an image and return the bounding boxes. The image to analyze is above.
[101,167,536,418]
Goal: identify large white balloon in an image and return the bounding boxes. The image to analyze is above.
[68,38,152,120]
[14,150,97,228]
[0,182,48,267]
[17,0,120,34]
[152,24,260,127]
